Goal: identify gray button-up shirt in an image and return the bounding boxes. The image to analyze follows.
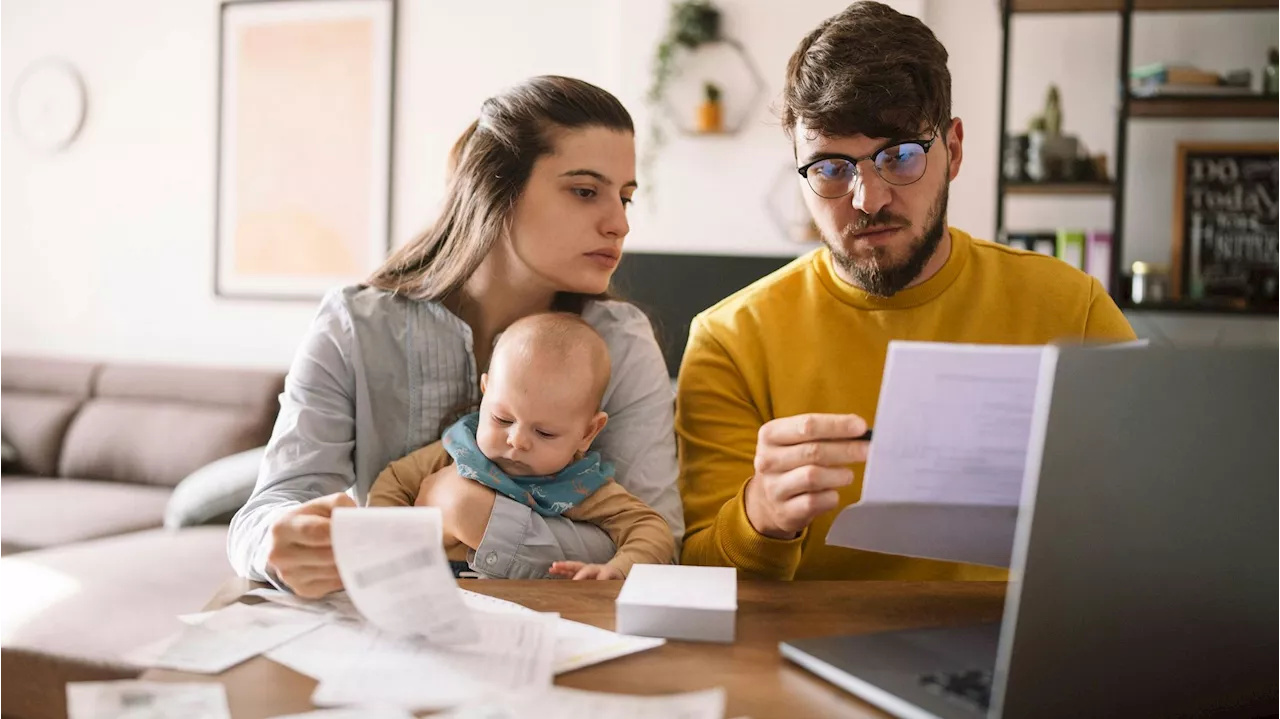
[227,286,683,583]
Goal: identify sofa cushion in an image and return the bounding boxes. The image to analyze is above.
[59,400,271,489]
[1,357,98,397]
[0,479,172,554]
[0,394,84,477]
[164,446,266,529]
[0,526,233,719]
[94,364,284,409]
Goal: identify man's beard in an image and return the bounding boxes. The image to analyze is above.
[824,182,948,297]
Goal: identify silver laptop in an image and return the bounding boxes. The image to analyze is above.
[781,347,1278,719]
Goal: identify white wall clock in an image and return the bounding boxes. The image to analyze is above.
[12,60,87,152]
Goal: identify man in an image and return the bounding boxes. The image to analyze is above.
[676,1,1135,581]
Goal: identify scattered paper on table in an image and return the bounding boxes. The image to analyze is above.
[244,588,360,621]
[552,618,665,674]
[177,610,218,626]
[461,589,535,615]
[267,709,413,719]
[331,507,479,644]
[269,604,660,680]
[433,686,727,719]
[126,603,324,674]
[456,589,665,673]
[66,681,230,719]
[264,622,365,681]
[309,610,557,710]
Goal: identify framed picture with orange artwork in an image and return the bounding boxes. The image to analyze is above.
[215,0,395,299]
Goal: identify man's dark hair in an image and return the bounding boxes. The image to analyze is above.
[781,1,951,142]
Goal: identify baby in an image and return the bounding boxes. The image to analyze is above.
[367,312,675,579]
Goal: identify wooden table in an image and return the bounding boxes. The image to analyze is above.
[143,579,1006,719]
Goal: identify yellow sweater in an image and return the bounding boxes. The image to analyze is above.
[676,227,1136,581]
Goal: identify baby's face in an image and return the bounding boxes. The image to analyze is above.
[475,361,604,478]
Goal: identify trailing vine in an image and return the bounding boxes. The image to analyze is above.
[642,0,723,194]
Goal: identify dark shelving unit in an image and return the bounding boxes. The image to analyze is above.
[995,0,1278,314]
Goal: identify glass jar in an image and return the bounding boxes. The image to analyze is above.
[1131,262,1170,304]
[1265,48,1279,96]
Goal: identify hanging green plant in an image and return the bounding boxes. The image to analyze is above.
[642,0,724,191]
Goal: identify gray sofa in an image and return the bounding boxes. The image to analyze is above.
[0,356,285,719]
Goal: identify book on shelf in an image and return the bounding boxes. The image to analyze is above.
[1003,230,1109,288]
[1131,82,1254,98]
[1086,231,1112,294]
[1004,231,1057,258]
[1130,63,1222,86]
[1056,230,1085,271]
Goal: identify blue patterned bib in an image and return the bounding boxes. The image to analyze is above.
[442,413,613,517]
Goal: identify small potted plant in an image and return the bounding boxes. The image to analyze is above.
[697,82,723,133]
[644,0,724,182]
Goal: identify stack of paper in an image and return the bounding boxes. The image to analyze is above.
[616,565,737,643]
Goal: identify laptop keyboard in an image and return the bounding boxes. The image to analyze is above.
[918,669,993,711]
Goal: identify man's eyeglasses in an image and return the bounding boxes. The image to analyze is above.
[797,136,938,199]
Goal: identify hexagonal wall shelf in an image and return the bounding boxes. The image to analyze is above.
[658,38,767,137]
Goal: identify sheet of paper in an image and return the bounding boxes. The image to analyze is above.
[127,603,324,674]
[244,587,360,621]
[460,589,535,615]
[306,610,557,710]
[264,622,366,680]
[307,630,487,710]
[268,710,413,719]
[66,681,230,719]
[331,507,479,644]
[455,589,665,674]
[434,686,727,719]
[552,618,666,675]
[177,610,219,625]
[445,610,558,685]
[858,342,1045,507]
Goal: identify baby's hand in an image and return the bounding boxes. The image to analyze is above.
[549,561,623,580]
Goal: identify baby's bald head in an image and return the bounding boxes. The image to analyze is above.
[477,313,613,476]
[490,313,612,411]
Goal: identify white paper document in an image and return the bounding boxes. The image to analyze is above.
[826,342,1047,567]
[460,588,535,615]
[66,681,230,719]
[245,587,360,621]
[127,603,324,674]
[434,686,727,719]
[268,709,413,719]
[552,618,666,674]
[457,589,666,674]
[308,610,558,710]
[330,507,479,644]
[858,342,1044,506]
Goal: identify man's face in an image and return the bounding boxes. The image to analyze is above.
[795,119,964,296]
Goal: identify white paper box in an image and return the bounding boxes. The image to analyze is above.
[614,565,737,643]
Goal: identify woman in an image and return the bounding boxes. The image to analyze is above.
[228,76,682,598]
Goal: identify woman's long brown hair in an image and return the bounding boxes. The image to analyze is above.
[367,76,634,312]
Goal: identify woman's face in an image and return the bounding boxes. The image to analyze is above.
[504,127,637,296]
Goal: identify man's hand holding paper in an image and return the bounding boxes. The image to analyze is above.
[745,413,871,539]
